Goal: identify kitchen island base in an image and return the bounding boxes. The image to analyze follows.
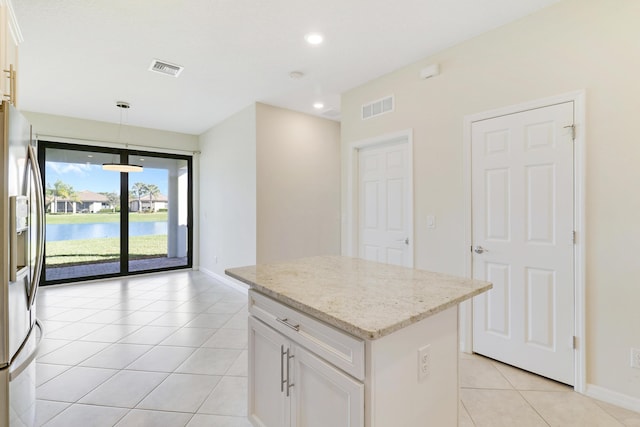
[248,290,459,427]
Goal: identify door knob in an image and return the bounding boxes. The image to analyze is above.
[397,237,409,245]
[474,246,487,254]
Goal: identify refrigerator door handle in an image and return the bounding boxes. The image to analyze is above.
[27,145,44,308]
[9,320,43,381]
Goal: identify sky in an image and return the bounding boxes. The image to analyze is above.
[45,161,169,196]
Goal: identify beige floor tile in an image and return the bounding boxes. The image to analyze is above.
[175,348,241,375]
[35,400,70,427]
[491,362,572,392]
[80,310,134,324]
[159,327,217,347]
[126,346,196,372]
[37,340,110,366]
[137,373,221,413]
[202,328,248,349]
[118,325,179,345]
[79,343,153,370]
[78,324,142,343]
[37,366,117,402]
[41,403,128,427]
[79,370,168,408]
[459,402,475,427]
[48,308,102,322]
[114,409,193,427]
[226,350,248,377]
[198,376,248,416]
[35,363,72,387]
[187,414,253,427]
[595,400,640,426]
[148,311,199,327]
[459,357,513,390]
[521,390,624,427]
[184,313,234,329]
[460,388,547,427]
[36,339,72,359]
[222,311,248,330]
[113,311,164,325]
[206,300,247,314]
[45,322,104,340]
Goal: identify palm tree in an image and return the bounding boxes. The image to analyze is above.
[131,182,148,212]
[48,179,78,213]
[146,184,161,212]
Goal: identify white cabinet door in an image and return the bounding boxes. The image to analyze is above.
[249,317,289,427]
[290,344,364,427]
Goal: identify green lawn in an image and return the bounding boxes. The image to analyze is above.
[46,212,168,224]
[46,235,167,266]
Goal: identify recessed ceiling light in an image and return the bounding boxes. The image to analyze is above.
[87,154,93,158]
[289,71,305,79]
[313,102,324,109]
[304,32,324,45]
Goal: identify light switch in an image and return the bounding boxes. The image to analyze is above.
[426,215,436,229]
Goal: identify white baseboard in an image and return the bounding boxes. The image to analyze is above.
[199,267,248,295]
[585,384,640,413]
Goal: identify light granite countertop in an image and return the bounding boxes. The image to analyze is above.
[225,255,492,340]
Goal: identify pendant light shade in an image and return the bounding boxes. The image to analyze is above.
[102,163,143,173]
[102,101,144,173]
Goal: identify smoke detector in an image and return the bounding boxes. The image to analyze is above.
[149,59,184,77]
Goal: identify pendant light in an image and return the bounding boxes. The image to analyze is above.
[102,101,143,173]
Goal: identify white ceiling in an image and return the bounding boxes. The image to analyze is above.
[12,0,559,135]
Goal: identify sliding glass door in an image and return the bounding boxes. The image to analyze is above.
[39,141,193,285]
[127,153,190,272]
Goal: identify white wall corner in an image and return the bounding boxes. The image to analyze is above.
[199,267,249,295]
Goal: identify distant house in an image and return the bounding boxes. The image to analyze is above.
[129,193,168,213]
[76,191,111,213]
[47,190,112,213]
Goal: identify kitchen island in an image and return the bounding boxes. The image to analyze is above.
[226,255,492,427]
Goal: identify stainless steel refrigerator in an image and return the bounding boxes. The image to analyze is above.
[0,101,44,427]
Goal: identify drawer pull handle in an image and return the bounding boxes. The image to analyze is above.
[280,345,286,392]
[286,349,294,397]
[276,317,300,332]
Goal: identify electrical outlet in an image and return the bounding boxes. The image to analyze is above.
[631,348,640,369]
[418,344,431,381]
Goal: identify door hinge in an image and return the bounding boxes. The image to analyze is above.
[564,124,576,140]
[572,231,576,244]
[572,336,578,349]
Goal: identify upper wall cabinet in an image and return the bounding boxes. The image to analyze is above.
[0,0,22,106]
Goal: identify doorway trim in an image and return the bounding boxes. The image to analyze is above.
[461,90,586,392]
[345,129,414,267]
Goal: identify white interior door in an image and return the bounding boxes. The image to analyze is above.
[471,102,575,385]
[358,140,412,267]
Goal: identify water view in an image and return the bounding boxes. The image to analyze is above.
[46,221,168,241]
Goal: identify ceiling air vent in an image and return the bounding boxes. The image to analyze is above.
[148,59,184,77]
[362,95,394,120]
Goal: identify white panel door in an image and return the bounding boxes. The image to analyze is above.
[358,141,412,267]
[471,102,575,385]
[291,344,364,427]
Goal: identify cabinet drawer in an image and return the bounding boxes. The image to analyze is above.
[249,290,365,381]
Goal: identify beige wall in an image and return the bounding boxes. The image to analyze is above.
[256,103,341,264]
[341,0,640,403]
[24,111,199,152]
[198,105,257,278]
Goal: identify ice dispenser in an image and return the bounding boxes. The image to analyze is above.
[9,195,29,281]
